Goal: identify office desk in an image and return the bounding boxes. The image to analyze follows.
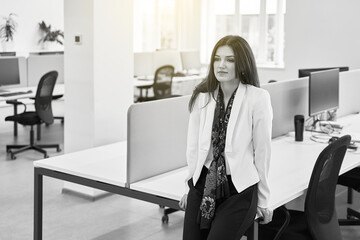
[33,141,181,240]
[0,84,64,137]
[0,84,64,103]
[33,114,360,240]
[134,74,205,100]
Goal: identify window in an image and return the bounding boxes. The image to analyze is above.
[201,0,286,67]
[133,0,286,68]
[133,0,178,52]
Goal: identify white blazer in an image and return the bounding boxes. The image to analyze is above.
[186,83,273,208]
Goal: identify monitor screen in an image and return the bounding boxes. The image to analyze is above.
[153,50,182,73]
[134,52,154,78]
[309,69,339,117]
[299,66,348,78]
[0,58,20,87]
[180,50,201,72]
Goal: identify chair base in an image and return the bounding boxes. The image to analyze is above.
[339,208,360,226]
[7,143,61,160]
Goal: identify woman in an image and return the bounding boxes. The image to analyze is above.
[179,35,273,240]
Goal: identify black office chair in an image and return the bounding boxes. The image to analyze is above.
[5,71,61,160]
[337,167,360,225]
[259,135,351,240]
[138,65,180,102]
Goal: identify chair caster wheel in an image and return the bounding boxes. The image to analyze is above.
[44,155,49,158]
[162,215,169,224]
[10,154,16,160]
[57,147,61,152]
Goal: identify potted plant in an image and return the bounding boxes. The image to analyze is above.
[0,13,17,51]
[38,20,64,50]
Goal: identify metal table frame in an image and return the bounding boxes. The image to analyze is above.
[34,167,182,240]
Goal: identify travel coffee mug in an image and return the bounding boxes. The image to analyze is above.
[294,115,304,141]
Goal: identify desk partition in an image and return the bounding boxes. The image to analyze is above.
[262,78,308,138]
[338,69,360,117]
[127,95,190,184]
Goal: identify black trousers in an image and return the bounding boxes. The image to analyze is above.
[183,167,258,240]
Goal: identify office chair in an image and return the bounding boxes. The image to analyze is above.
[7,93,65,141]
[138,65,180,102]
[337,167,360,225]
[259,135,351,240]
[5,71,61,160]
[244,205,290,240]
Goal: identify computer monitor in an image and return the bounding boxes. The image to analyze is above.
[153,50,182,73]
[180,50,201,73]
[299,66,348,78]
[0,57,20,92]
[308,69,339,117]
[134,52,154,79]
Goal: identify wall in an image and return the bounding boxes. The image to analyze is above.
[63,0,133,197]
[0,0,64,54]
[64,0,133,152]
[257,0,360,83]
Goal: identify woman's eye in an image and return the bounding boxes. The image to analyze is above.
[227,58,235,62]
[214,57,220,62]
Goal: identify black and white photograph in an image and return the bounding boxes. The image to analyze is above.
[1,0,360,239]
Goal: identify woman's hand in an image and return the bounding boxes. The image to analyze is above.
[179,194,188,210]
[257,207,273,224]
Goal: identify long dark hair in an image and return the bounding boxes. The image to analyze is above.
[188,35,259,111]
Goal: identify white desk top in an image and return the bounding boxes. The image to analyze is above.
[0,83,64,103]
[130,167,188,201]
[268,113,360,209]
[34,141,127,187]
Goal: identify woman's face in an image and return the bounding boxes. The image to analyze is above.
[213,45,238,84]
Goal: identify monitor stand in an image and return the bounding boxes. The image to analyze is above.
[305,116,343,133]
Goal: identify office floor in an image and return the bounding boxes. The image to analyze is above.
[0,116,360,239]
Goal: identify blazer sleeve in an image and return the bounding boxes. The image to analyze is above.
[252,90,273,208]
[185,95,202,193]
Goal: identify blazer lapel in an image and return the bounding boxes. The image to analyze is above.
[199,90,217,151]
[226,84,247,152]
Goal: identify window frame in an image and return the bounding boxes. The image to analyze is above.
[201,0,285,68]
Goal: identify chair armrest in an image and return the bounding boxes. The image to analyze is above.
[6,100,23,105]
[6,99,27,113]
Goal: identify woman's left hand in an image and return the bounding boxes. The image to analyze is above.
[256,207,273,224]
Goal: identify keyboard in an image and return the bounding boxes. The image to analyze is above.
[0,90,32,97]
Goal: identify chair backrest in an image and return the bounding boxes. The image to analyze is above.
[35,71,58,124]
[305,135,351,240]
[153,65,174,98]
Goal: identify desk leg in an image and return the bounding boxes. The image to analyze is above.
[34,168,43,240]
[13,103,18,137]
[246,221,258,240]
